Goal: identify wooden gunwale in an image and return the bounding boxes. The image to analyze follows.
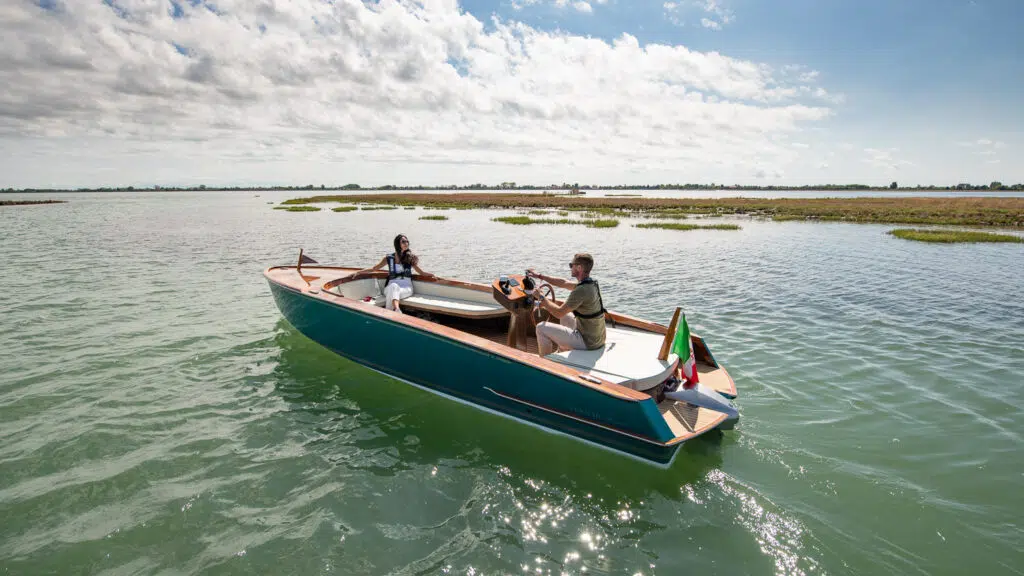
[266,266,649,402]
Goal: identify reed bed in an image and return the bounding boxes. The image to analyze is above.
[1,200,66,206]
[492,216,619,228]
[283,193,1024,228]
[635,223,741,231]
[888,229,1023,243]
[274,205,321,212]
[331,206,358,212]
[419,215,449,221]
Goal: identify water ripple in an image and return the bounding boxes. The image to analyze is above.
[1,194,1021,574]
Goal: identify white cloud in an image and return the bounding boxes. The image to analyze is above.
[958,138,1005,151]
[0,0,837,187]
[512,0,597,12]
[666,0,734,30]
[573,1,593,14]
[700,18,721,30]
[863,148,913,170]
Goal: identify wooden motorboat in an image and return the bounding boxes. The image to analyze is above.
[264,256,739,467]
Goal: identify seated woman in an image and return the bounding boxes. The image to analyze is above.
[358,234,434,313]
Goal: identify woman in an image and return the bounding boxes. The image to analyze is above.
[359,234,434,313]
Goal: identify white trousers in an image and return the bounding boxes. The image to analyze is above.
[536,314,586,356]
[384,281,413,310]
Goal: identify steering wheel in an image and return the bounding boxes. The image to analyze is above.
[531,282,556,325]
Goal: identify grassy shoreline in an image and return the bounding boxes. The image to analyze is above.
[1,200,66,206]
[282,193,1024,228]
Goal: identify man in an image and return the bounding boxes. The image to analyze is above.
[527,253,607,357]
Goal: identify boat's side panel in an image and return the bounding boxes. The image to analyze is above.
[269,281,681,464]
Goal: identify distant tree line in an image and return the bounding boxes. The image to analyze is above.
[3,181,1023,193]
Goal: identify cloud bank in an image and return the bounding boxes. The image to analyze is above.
[0,0,836,186]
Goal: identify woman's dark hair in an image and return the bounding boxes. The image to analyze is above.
[393,234,418,268]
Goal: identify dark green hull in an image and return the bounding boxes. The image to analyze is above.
[268,281,683,466]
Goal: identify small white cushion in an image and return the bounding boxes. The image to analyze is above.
[545,326,677,390]
[401,294,506,316]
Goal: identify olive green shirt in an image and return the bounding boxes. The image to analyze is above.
[565,280,606,349]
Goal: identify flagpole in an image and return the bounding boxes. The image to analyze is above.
[297,248,313,286]
[658,307,682,361]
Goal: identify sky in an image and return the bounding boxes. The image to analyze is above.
[1,0,1021,188]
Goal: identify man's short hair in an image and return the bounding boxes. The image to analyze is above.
[572,253,594,274]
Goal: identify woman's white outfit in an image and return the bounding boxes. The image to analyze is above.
[384,255,414,310]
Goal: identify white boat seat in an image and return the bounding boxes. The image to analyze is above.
[401,294,508,318]
[544,326,678,391]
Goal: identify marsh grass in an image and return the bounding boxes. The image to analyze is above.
[274,205,321,212]
[283,193,1024,228]
[419,215,449,221]
[404,206,416,210]
[641,211,691,220]
[1,200,66,206]
[360,206,399,211]
[331,206,358,212]
[888,229,1023,243]
[635,222,741,231]
[492,216,619,228]
[580,210,632,219]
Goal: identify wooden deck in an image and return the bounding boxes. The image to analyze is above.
[696,362,737,398]
[440,318,541,355]
[658,400,725,438]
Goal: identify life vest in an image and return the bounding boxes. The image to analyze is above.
[572,277,607,319]
[385,252,412,287]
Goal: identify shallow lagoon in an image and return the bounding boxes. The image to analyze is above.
[1,191,1022,574]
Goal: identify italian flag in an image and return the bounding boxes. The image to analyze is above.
[671,313,700,388]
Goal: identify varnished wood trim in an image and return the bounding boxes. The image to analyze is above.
[412,275,492,293]
[606,311,669,334]
[658,307,681,361]
[663,410,728,446]
[716,366,738,398]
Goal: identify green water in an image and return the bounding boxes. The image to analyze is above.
[1,192,1022,575]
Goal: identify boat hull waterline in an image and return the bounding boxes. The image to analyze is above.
[266,266,738,467]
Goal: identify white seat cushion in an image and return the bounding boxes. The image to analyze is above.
[401,294,506,317]
[545,326,678,390]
